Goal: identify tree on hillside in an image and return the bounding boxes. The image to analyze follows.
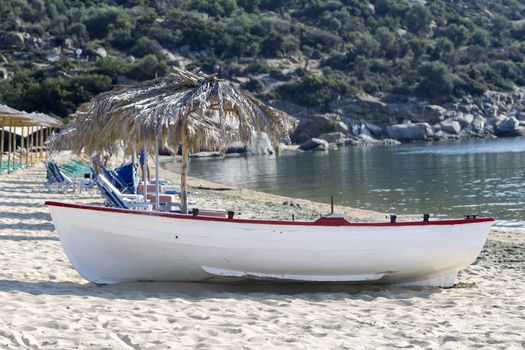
[417,61,456,99]
[403,5,432,34]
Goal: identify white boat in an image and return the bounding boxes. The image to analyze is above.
[46,201,494,287]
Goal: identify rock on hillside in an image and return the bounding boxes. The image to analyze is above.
[284,89,525,146]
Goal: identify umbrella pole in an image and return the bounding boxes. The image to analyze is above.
[0,126,4,169]
[142,145,148,206]
[7,126,12,173]
[29,127,33,163]
[12,125,16,166]
[21,127,24,164]
[180,127,188,214]
[39,127,43,159]
[26,127,29,163]
[155,137,160,211]
[131,145,136,192]
[47,128,51,158]
[35,126,39,160]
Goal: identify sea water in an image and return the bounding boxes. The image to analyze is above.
[165,137,525,230]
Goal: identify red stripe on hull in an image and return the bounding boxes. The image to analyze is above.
[44,201,495,227]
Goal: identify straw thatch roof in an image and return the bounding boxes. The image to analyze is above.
[53,69,296,154]
[0,104,63,128]
[30,112,63,128]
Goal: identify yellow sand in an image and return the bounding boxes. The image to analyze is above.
[0,157,523,349]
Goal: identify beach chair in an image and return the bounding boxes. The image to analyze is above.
[101,166,130,194]
[95,174,151,210]
[115,163,138,193]
[101,163,137,194]
[45,160,94,193]
[96,174,195,211]
[45,160,76,192]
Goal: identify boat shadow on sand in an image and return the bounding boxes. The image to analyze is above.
[0,279,445,301]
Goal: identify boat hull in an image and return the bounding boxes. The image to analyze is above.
[46,202,494,287]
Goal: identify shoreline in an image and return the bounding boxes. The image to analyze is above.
[158,156,524,243]
[158,156,385,222]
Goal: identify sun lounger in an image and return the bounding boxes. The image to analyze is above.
[95,174,151,210]
[96,174,195,211]
[45,160,76,192]
[45,160,94,193]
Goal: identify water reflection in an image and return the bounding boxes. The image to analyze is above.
[164,137,525,229]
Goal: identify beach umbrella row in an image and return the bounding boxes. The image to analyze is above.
[52,68,296,212]
[0,104,63,173]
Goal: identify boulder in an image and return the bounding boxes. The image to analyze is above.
[363,121,384,137]
[292,114,347,143]
[0,68,8,80]
[386,123,433,141]
[495,117,520,136]
[336,121,348,133]
[24,36,42,49]
[298,138,329,151]
[44,50,61,63]
[381,138,402,145]
[190,151,221,158]
[356,134,379,144]
[63,38,75,50]
[470,116,486,133]
[440,120,461,134]
[95,47,108,58]
[456,113,474,127]
[318,132,346,144]
[0,32,25,49]
[246,132,273,155]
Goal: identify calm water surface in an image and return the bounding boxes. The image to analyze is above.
[165,138,525,229]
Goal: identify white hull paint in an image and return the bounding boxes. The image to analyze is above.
[46,202,494,287]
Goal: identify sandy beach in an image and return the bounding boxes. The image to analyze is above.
[0,158,524,349]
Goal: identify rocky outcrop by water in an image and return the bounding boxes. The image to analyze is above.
[279,90,525,150]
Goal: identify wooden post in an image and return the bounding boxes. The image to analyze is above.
[33,126,36,162]
[21,126,25,164]
[180,126,188,214]
[7,125,12,173]
[29,126,33,163]
[12,125,16,166]
[0,126,4,169]
[43,127,47,159]
[45,128,49,159]
[39,127,43,159]
[142,145,148,203]
[155,137,160,211]
[42,128,49,159]
[25,127,29,165]
[131,144,136,189]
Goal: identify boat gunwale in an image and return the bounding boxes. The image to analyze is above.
[45,201,495,227]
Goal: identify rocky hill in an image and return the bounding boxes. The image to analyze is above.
[0,0,524,146]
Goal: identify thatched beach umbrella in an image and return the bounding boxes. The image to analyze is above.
[56,69,296,212]
[1,105,62,173]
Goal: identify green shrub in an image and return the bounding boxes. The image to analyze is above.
[417,61,455,99]
[126,55,168,81]
[84,6,132,39]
